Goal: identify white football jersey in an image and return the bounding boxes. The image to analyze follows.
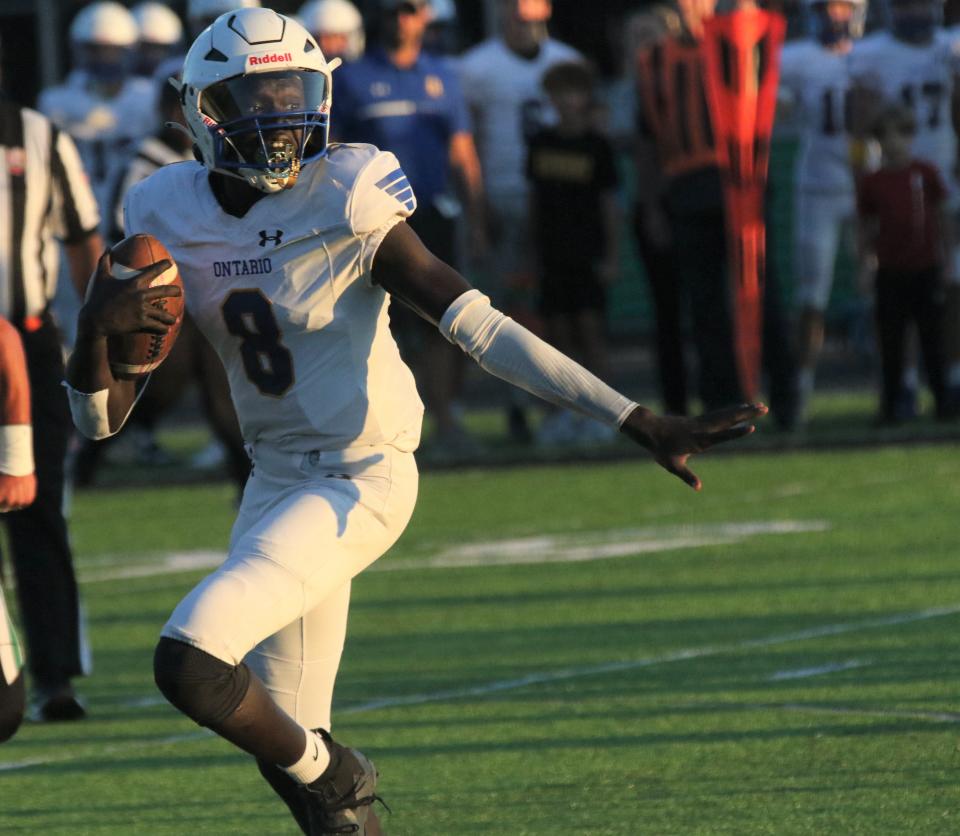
[779,40,857,193]
[458,37,580,198]
[39,71,157,229]
[124,143,425,454]
[849,31,959,184]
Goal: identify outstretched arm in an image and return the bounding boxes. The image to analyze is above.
[64,250,181,438]
[372,221,766,489]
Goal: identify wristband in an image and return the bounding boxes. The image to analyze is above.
[0,424,33,477]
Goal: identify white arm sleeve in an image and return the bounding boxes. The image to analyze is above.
[440,290,638,427]
[62,379,147,441]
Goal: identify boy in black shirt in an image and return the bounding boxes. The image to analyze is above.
[527,61,621,443]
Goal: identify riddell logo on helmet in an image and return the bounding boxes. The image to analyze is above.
[247,52,293,67]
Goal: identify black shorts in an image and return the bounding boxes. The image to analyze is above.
[538,267,606,317]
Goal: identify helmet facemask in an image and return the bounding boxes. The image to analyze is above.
[808,0,866,47]
[197,69,331,193]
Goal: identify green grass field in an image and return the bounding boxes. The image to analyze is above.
[2,438,960,834]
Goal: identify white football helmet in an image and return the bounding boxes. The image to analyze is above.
[70,1,139,46]
[133,3,184,45]
[188,0,262,37]
[69,2,138,83]
[298,0,365,62]
[178,7,341,193]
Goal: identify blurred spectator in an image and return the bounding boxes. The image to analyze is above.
[622,7,690,416]
[779,0,867,424]
[335,0,486,454]
[131,3,184,79]
[298,0,366,62]
[527,61,620,445]
[635,0,797,422]
[634,0,742,412]
[858,104,954,422]
[38,2,156,238]
[0,70,102,720]
[187,0,261,39]
[849,0,960,409]
[459,0,579,441]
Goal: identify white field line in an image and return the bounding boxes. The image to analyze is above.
[1,601,957,773]
[76,519,830,583]
[767,660,869,681]
[781,704,960,723]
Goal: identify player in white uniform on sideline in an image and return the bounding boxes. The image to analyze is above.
[850,0,960,403]
[38,2,156,232]
[63,9,765,834]
[131,2,184,79]
[779,0,868,421]
[458,0,579,441]
[298,0,365,63]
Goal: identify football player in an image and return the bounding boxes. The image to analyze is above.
[779,0,868,422]
[297,0,366,63]
[850,0,960,401]
[38,2,157,235]
[131,3,184,79]
[0,316,39,744]
[64,9,765,833]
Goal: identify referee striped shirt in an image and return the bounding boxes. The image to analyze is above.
[0,99,99,324]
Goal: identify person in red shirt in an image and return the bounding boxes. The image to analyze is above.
[857,103,956,423]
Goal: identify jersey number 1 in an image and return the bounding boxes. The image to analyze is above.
[221,290,294,397]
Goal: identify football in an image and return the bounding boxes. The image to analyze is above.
[105,233,184,380]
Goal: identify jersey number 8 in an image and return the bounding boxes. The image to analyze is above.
[221,289,295,397]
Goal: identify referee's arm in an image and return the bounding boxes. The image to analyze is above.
[50,128,103,298]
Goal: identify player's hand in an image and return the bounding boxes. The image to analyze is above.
[79,250,182,338]
[0,472,36,512]
[620,403,768,490]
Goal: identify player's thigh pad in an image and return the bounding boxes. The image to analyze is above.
[793,189,854,310]
[161,448,418,666]
[245,580,351,731]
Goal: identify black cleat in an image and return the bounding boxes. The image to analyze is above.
[304,729,381,835]
[32,684,86,722]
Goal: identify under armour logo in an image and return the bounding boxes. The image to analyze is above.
[258,229,283,247]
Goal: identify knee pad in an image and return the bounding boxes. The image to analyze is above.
[153,636,250,727]
[0,672,26,744]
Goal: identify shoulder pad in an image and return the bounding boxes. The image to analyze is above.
[342,145,417,235]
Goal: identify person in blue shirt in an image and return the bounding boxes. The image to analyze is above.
[334,0,486,456]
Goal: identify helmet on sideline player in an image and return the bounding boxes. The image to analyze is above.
[887,0,944,43]
[69,1,139,85]
[188,0,262,38]
[425,0,460,54]
[298,0,365,62]
[804,0,867,47]
[177,7,340,193]
[132,3,185,77]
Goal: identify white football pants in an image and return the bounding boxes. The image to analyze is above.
[792,188,856,311]
[161,444,418,731]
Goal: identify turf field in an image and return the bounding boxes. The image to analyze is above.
[2,440,960,834]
